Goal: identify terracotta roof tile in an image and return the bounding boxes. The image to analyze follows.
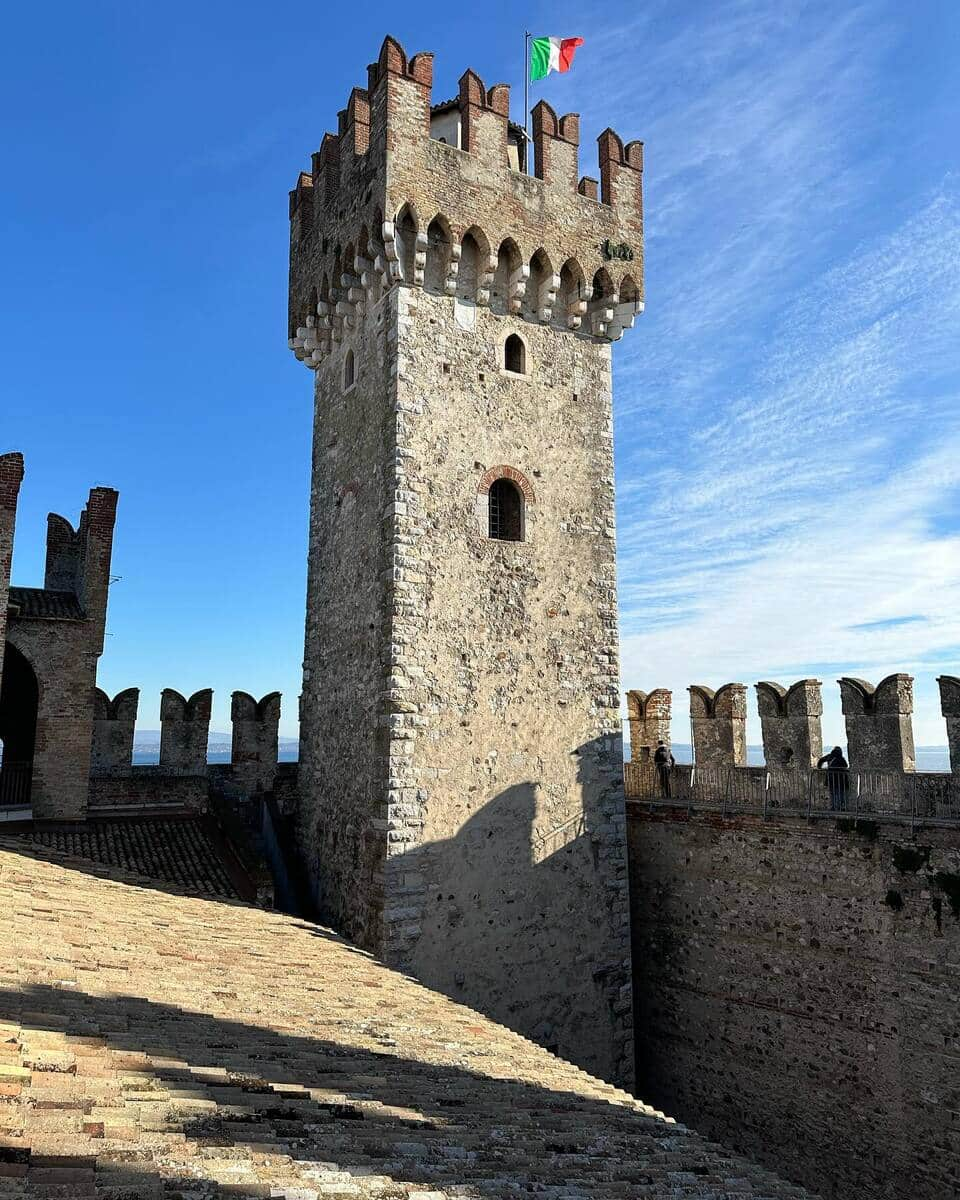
[13,815,241,898]
[8,586,84,620]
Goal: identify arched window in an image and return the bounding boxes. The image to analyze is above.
[343,349,355,389]
[488,478,523,541]
[504,333,525,375]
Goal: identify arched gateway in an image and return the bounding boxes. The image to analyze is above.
[0,642,38,806]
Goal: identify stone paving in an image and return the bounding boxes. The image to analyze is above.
[0,841,817,1198]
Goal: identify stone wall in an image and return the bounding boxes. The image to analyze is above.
[940,675,960,773]
[387,289,633,1084]
[88,770,209,813]
[689,683,748,765]
[159,688,212,774]
[839,674,916,771]
[230,691,281,794]
[91,687,139,776]
[627,805,960,1200]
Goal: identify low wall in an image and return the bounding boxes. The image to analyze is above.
[627,803,960,1200]
[88,768,208,813]
[272,762,299,815]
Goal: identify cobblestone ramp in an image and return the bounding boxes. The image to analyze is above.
[0,843,817,1198]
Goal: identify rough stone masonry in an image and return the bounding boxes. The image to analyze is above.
[288,35,644,1085]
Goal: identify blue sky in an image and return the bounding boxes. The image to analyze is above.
[1,1,958,745]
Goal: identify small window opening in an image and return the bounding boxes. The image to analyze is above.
[344,349,355,389]
[488,478,523,541]
[504,334,525,374]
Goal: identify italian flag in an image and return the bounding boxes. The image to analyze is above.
[530,36,584,81]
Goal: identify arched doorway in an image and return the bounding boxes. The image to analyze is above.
[0,642,38,806]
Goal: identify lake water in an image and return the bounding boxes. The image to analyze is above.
[130,746,952,771]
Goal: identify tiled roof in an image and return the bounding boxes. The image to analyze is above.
[0,845,815,1199]
[7,586,84,620]
[15,815,241,898]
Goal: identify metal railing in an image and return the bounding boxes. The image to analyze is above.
[624,762,960,828]
[0,761,32,808]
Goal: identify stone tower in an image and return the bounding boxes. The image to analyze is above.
[288,36,643,1085]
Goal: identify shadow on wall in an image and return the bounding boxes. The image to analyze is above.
[376,736,630,1080]
[0,977,766,1199]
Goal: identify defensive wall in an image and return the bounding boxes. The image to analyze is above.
[0,454,295,825]
[625,675,960,1199]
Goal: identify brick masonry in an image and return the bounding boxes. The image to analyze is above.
[0,473,118,820]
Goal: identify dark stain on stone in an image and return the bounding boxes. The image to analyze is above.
[893,845,931,874]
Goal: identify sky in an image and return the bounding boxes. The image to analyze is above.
[1,1,958,746]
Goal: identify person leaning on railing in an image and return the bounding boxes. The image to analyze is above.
[817,746,850,811]
[654,740,675,798]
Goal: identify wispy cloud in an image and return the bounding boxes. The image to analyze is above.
[543,1,960,744]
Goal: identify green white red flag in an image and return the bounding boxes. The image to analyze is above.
[529,36,584,81]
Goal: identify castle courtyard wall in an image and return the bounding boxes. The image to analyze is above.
[627,804,960,1200]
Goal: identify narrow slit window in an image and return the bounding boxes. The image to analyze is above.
[504,333,525,374]
[488,478,523,541]
[344,348,355,389]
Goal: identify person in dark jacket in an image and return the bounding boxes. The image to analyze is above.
[817,746,850,811]
[653,739,675,798]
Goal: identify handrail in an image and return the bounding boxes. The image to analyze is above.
[0,761,32,808]
[624,763,960,828]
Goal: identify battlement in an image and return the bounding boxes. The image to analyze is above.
[288,34,644,367]
[87,685,287,786]
[627,672,952,775]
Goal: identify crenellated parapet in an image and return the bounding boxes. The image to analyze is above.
[288,34,644,369]
[839,675,915,772]
[231,690,281,794]
[625,688,672,762]
[159,688,213,774]
[631,675,960,775]
[90,687,139,777]
[938,676,960,774]
[689,684,748,766]
[756,679,823,769]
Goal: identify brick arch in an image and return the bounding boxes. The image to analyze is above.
[477,465,536,503]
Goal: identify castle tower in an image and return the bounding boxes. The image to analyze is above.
[288,37,644,1085]
[0,462,118,818]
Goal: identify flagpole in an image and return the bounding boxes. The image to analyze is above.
[524,30,531,152]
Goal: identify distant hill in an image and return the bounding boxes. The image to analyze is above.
[133,730,299,752]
